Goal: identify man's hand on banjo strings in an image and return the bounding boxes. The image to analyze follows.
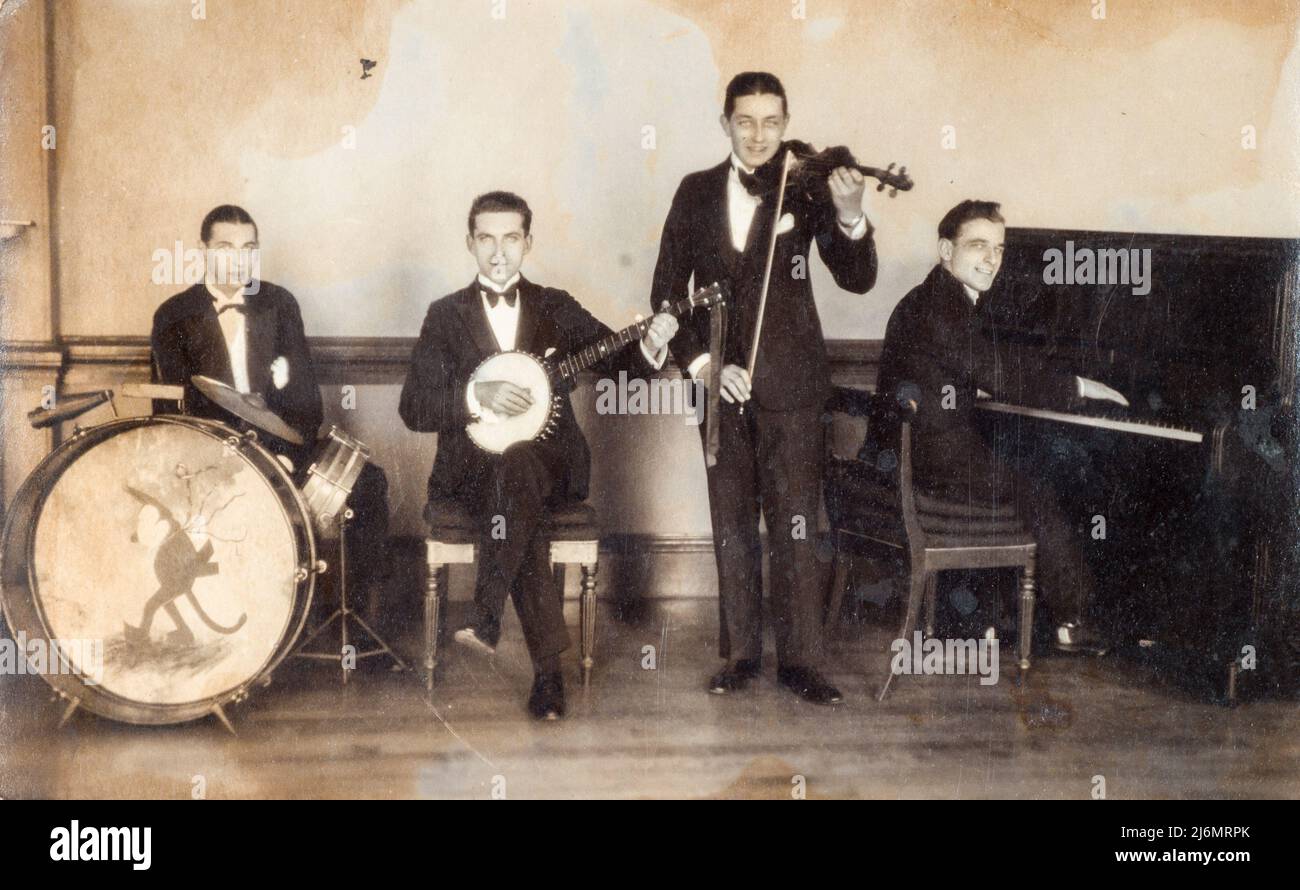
[475,380,534,417]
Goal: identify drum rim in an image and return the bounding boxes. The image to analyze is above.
[1,414,318,725]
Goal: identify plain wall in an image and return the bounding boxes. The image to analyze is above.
[47,0,1300,342]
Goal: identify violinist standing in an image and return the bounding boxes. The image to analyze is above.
[649,72,879,704]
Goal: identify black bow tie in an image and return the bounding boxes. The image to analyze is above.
[737,157,787,198]
[214,301,248,315]
[737,168,766,198]
[482,286,518,309]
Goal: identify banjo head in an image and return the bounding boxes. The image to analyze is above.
[466,351,558,454]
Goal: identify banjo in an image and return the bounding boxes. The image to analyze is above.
[466,281,727,453]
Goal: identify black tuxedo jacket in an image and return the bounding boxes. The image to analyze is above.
[150,280,323,456]
[399,277,654,503]
[649,157,878,410]
[870,264,1082,496]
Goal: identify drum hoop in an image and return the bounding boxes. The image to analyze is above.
[466,351,563,454]
[1,414,318,723]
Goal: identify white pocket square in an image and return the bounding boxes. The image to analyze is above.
[776,212,796,235]
[270,356,290,390]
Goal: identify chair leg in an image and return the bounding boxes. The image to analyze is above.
[923,572,938,638]
[579,561,597,688]
[424,561,444,691]
[825,543,851,631]
[878,566,928,702]
[1018,554,1036,674]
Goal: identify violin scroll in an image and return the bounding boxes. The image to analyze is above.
[872,162,911,198]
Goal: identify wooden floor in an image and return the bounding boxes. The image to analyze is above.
[1,599,1296,799]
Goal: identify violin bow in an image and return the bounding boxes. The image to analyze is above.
[741,149,795,415]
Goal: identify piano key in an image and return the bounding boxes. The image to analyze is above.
[976,400,1204,443]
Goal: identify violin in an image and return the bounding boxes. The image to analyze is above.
[746,139,914,203]
[734,139,912,418]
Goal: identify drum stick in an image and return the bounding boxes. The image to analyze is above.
[121,383,185,400]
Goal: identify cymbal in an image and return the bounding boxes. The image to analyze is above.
[191,375,305,445]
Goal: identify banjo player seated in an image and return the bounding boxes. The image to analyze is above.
[399,191,678,721]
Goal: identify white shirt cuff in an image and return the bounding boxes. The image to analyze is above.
[1075,376,1085,397]
[640,340,668,370]
[686,354,712,380]
[838,213,869,240]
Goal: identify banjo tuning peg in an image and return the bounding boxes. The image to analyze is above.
[876,183,885,192]
[889,188,898,198]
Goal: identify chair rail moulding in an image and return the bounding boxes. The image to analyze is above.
[39,336,881,386]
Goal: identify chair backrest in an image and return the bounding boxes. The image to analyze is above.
[822,386,875,463]
[824,385,924,553]
[896,419,925,552]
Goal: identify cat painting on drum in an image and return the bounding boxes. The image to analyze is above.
[123,482,246,648]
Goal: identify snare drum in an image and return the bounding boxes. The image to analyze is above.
[0,415,319,725]
[300,425,372,538]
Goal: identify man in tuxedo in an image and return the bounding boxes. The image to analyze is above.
[150,204,391,617]
[649,72,879,704]
[870,200,1125,653]
[400,191,677,720]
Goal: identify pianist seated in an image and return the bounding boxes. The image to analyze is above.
[867,200,1126,654]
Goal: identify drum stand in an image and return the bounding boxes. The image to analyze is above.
[292,510,409,682]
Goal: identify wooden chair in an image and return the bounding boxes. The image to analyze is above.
[422,500,600,690]
[822,386,1037,700]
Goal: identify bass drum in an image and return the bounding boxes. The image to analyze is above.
[1,415,318,725]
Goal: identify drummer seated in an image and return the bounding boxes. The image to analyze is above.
[399,190,677,720]
[150,203,392,618]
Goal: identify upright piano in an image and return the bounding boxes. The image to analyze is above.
[978,227,1298,700]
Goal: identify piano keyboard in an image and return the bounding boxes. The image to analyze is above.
[976,401,1204,443]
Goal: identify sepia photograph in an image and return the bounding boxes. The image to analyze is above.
[0,0,1297,824]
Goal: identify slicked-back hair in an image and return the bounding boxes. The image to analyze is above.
[468,191,533,236]
[200,204,258,244]
[724,71,788,118]
[938,200,1004,241]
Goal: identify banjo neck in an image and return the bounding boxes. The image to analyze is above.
[551,292,702,382]
[466,282,724,455]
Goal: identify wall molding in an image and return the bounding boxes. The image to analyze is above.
[0,340,64,372]
[5,335,883,385]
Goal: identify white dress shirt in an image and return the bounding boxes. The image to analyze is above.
[479,272,523,352]
[466,273,668,420]
[205,280,250,393]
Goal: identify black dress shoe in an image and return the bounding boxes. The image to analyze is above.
[707,658,761,695]
[776,666,843,705]
[527,671,566,721]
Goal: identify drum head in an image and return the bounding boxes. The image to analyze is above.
[29,421,304,709]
